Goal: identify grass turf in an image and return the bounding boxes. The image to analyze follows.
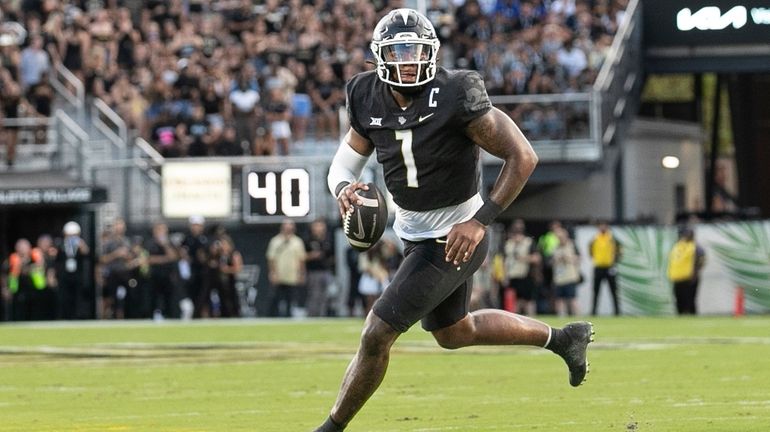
[1,316,769,431]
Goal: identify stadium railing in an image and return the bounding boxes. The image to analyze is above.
[50,62,86,124]
[52,109,89,181]
[594,0,642,149]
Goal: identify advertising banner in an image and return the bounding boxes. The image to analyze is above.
[575,221,770,315]
[162,162,232,218]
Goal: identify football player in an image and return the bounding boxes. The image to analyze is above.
[316,9,593,431]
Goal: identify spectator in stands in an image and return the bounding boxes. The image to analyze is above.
[589,220,621,316]
[27,75,54,143]
[264,86,292,156]
[380,238,403,287]
[216,237,243,318]
[470,255,494,311]
[287,58,312,142]
[146,222,179,320]
[214,124,243,156]
[357,242,389,317]
[56,221,89,320]
[184,104,211,157]
[180,215,208,317]
[58,18,89,79]
[345,247,364,317]
[557,36,587,78]
[229,69,261,150]
[200,78,226,130]
[304,218,334,317]
[0,67,23,167]
[33,234,58,320]
[19,34,50,90]
[552,227,581,317]
[537,220,562,312]
[99,218,131,319]
[124,235,150,319]
[308,61,343,140]
[667,226,705,315]
[151,111,184,158]
[503,219,540,316]
[266,219,306,317]
[2,238,46,321]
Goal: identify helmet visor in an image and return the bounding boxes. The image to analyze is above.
[381,42,432,63]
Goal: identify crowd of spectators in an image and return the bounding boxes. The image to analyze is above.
[0,216,251,321]
[0,20,55,166]
[2,215,350,321]
[1,0,627,160]
[1,212,416,321]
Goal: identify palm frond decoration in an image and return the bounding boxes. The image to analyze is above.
[614,226,677,315]
[709,221,770,313]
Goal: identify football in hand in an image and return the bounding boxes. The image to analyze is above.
[343,183,388,251]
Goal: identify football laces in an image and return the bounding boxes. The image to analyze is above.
[343,206,354,236]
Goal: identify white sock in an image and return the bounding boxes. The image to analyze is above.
[543,326,553,348]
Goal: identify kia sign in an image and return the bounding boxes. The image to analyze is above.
[677,5,770,31]
[644,0,770,72]
[645,0,770,45]
[676,6,748,31]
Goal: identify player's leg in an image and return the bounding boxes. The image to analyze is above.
[431,304,594,387]
[433,306,551,347]
[315,311,401,432]
[427,241,593,387]
[316,237,487,431]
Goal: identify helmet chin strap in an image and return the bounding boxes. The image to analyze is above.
[389,84,425,96]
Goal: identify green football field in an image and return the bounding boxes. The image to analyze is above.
[1,316,769,432]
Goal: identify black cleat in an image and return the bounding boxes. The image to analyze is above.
[558,321,594,387]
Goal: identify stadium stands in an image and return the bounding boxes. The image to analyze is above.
[1,0,629,160]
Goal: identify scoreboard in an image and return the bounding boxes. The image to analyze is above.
[243,167,312,221]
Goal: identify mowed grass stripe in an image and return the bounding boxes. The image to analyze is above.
[1,317,769,431]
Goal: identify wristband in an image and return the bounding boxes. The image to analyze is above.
[334,181,351,198]
[472,199,504,226]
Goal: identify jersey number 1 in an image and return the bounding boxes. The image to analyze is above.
[395,129,418,188]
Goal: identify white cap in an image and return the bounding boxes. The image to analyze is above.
[188,215,205,225]
[63,221,81,235]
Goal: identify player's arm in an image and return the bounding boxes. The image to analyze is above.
[444,107,538,265]
[466,107,538,212]
[326,127,374,218]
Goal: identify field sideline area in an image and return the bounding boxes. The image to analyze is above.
[1,317,769,431]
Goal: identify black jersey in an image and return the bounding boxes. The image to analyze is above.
[346,67,492,212]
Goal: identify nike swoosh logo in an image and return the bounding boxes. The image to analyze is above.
[418,113,434,122]
[353,210,366,239]
[435,238,448,244]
